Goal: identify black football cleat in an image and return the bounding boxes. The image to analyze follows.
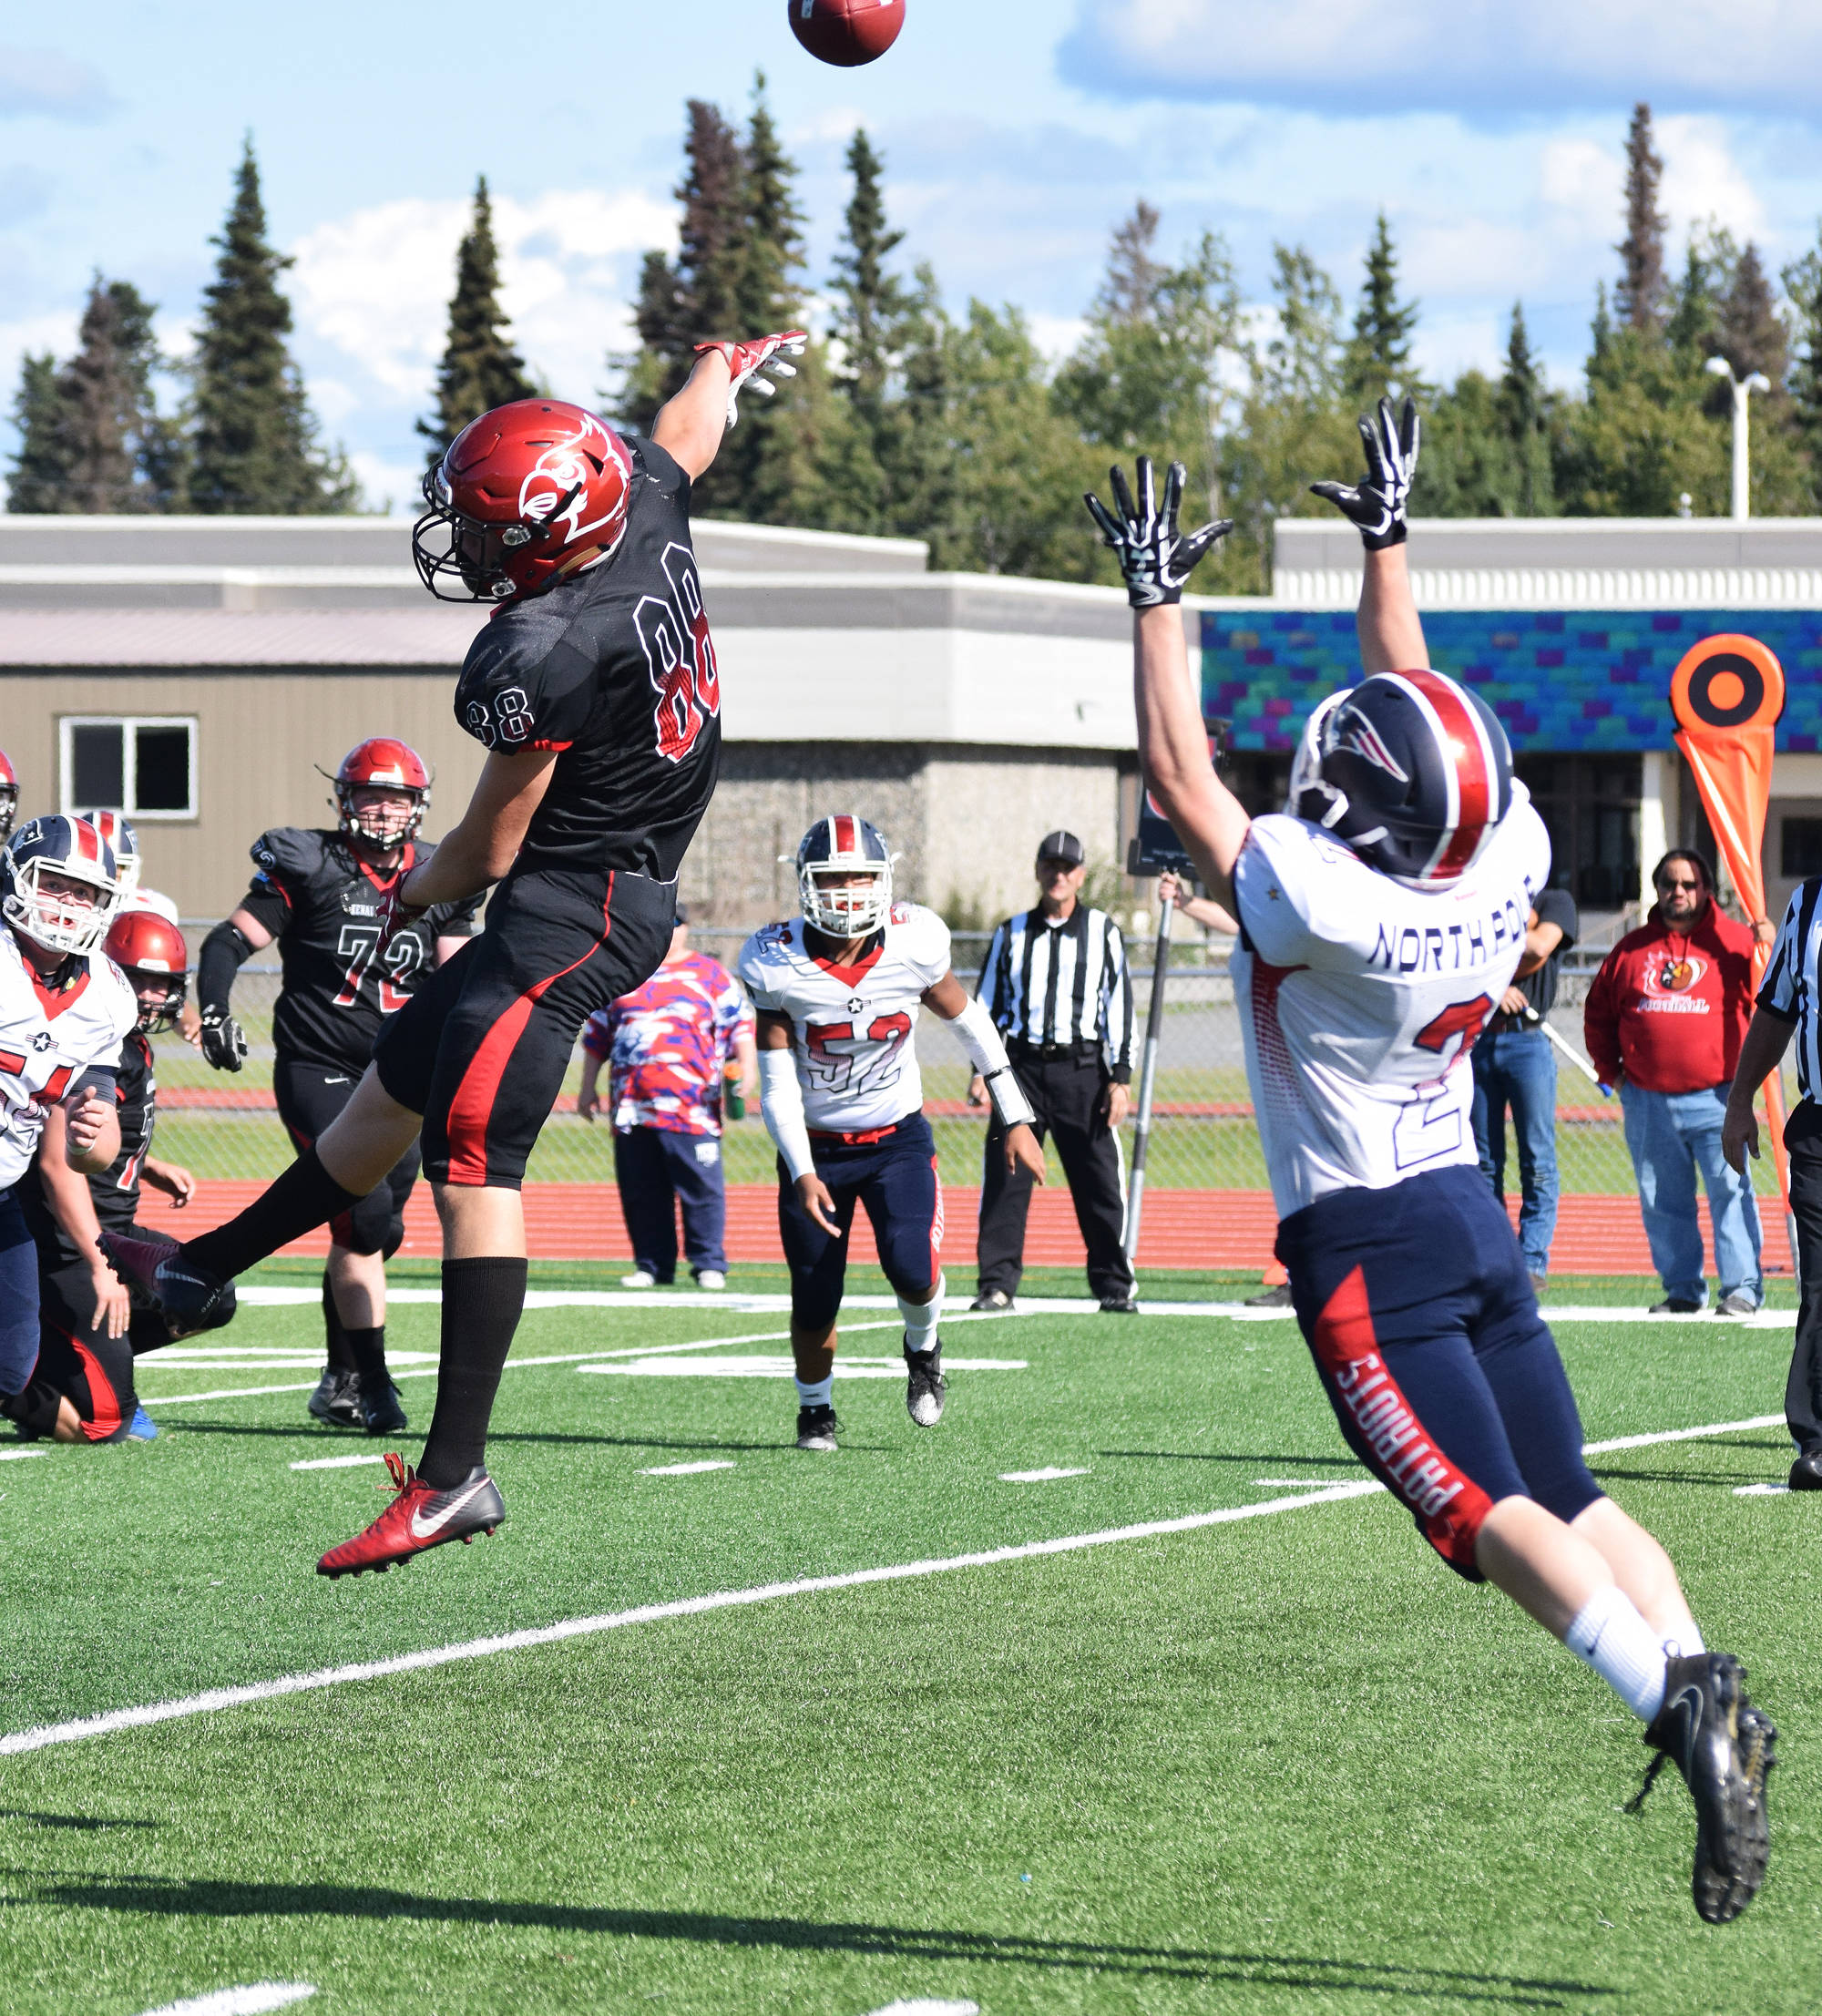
[98,1231,235,1331]
[359,1376,409,1437]
[1630,1652,1774,1923]
[796,1404,840,1452]
[905,1340,946,1428]
[307,1367,363,1430]
[317,1455,505,1577]
[1788,1450,1822,1491]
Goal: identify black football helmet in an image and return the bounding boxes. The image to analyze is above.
[1289,669,1513,888]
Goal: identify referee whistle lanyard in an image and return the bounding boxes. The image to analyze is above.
[1669,633,1796,1284]
[1123,890,1174,1264]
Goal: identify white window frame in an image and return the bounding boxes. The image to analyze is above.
[58,715,200,823]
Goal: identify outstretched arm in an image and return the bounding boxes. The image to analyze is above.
[1311,396,1428,675]
[652,332,808,481]
[1083,456,1249,903]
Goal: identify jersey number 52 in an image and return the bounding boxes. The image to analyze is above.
[804,1013,913,1095]
[636,543,721,763]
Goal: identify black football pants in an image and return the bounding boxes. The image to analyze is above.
[976,1051,1131,1303]
[1784,1111,1822,1455]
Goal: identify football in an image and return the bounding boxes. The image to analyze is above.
[787,0,905,67]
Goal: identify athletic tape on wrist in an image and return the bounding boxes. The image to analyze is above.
[948,996,1038,1129]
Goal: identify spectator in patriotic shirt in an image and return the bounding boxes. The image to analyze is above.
[578,904,756,1291]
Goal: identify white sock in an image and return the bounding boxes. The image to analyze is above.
[1565,1584,1669,1722]
[1663,1620,1705,1659]
[899,1274,945,1356]
[794,1375,833,1409]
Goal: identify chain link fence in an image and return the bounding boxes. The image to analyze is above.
[153,925,1795,1205]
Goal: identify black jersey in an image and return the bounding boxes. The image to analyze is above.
[24,1027,154,1266]
[454,435,721,886]
[239,829,483,1074]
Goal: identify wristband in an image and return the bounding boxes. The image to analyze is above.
[948,996,1039,1129]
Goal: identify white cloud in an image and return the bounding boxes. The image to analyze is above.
[0,45,114,122]
[1027,312,1087,363]
[345,449,425,519]
[1059,1,1822,118]
[288,187,675,411]
[1657,114,1768,242]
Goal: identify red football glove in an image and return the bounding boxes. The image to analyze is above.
[694,330,808,427]
[374,882,428,958]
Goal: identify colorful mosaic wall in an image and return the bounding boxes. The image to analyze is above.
[1201,607,1822,752]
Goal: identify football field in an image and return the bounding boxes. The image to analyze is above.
[2,1266,1813,2015]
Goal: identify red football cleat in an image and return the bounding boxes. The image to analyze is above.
[317,1453,506,1578]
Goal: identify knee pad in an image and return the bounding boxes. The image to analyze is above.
[336,1182,402,1258]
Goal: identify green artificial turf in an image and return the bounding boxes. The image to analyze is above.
[0,1293,1812,2013]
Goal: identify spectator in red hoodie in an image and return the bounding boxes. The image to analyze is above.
[1584,850,1768,1315]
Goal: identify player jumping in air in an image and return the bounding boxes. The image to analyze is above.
[194,740,479,1434]
[1087,404,1775,1925]
[739,816,1047,1450]
[107,329,808,1574]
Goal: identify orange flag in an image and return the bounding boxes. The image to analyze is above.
[1669,634,1792,1240]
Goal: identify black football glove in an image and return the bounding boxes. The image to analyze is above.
[1084,457,1233,609]
[199,1007,248,1074]
[1310,395,1419,548]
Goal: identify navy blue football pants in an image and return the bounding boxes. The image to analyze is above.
[613,1125,727,1281]
[0,1185,41,1395]
[779,1112,942,1330]
[1275,1163,1601,1581]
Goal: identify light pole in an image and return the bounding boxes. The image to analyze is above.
[1706,356,1771,520]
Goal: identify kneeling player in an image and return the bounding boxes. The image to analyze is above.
[11,909,207,1443]
[740,816,1046,1450]
[1092,412,1775,1923]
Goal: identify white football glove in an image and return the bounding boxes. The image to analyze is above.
[1083,457,1233,609]
[693,330,809,428]
[1311,395,1419,549]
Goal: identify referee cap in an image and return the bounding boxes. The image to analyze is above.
[1037,830,1085,865]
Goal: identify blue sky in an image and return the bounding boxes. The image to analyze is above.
[5,1,1821,510]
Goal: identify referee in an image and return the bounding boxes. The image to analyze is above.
[1724,877,1822,1489]
[968,829,1137,1314]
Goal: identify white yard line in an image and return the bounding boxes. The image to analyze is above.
[999,1468,1090,1483]
[641,1460,736,1477]
[137,1988,314,2016]
[0,1448,46,1463]
[0,1483,1379,1757]
[289,1455,384,1473]
[1,1409,1786,1758]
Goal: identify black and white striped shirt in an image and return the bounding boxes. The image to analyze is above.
[1759,877,1822,1100]
[978,905,1135,1081]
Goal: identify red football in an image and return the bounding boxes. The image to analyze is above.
[787,0,905,67]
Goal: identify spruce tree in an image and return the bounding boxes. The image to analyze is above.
[1717,242,1787,385]
[1343,212,1422,405]
[620,100,745,422]
[1615,103,1667,333]
[419,178,537,464]
[5,353,67,511]
[830,128,906,433]
[55,278,155,511]
[189,138,358,514]
[1499,302,1555,514]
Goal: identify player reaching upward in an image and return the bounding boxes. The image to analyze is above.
[1087,406,1775,1925]
[107,329,808,1573]
[193,739,478,1434]
[739,815,1047,1451]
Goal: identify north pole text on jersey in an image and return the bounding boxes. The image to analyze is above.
[1368,885,1538,977]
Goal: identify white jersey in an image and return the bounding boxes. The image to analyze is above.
[738,903,952,1131]
[1230,789,1551,1219]
[0,927,138,1192]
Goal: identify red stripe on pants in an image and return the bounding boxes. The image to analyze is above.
[1310,1265,1492,1572]
[443,886,614,1188]
[71,1337,124,1441]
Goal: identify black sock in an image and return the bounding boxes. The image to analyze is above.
[345,1325,389,1385]
[416,1256,527,1488]
[322,1272,356,1374]
[186,1147,364,1284]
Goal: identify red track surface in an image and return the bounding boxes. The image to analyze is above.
[134,1180,1790,1277]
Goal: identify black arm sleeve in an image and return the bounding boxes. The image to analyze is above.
[72,1066,116,1101]
[198,921,261,1018]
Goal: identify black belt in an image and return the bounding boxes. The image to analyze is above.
[1008,1038,1100,1062]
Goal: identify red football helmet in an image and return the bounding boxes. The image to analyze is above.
[412,401,636,604]
[0,747,16,843]
[105,908,189,1034]
[333,739,431,849]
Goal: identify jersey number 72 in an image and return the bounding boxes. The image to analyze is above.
[334,924,425,1014]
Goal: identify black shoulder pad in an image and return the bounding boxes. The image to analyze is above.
[249,827,327,884]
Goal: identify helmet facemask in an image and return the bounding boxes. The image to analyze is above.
[126,967,186,1035]
[802,862,893,938]
[336,783,425,850]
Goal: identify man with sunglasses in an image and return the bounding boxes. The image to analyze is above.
[1585,850,1768,1314]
